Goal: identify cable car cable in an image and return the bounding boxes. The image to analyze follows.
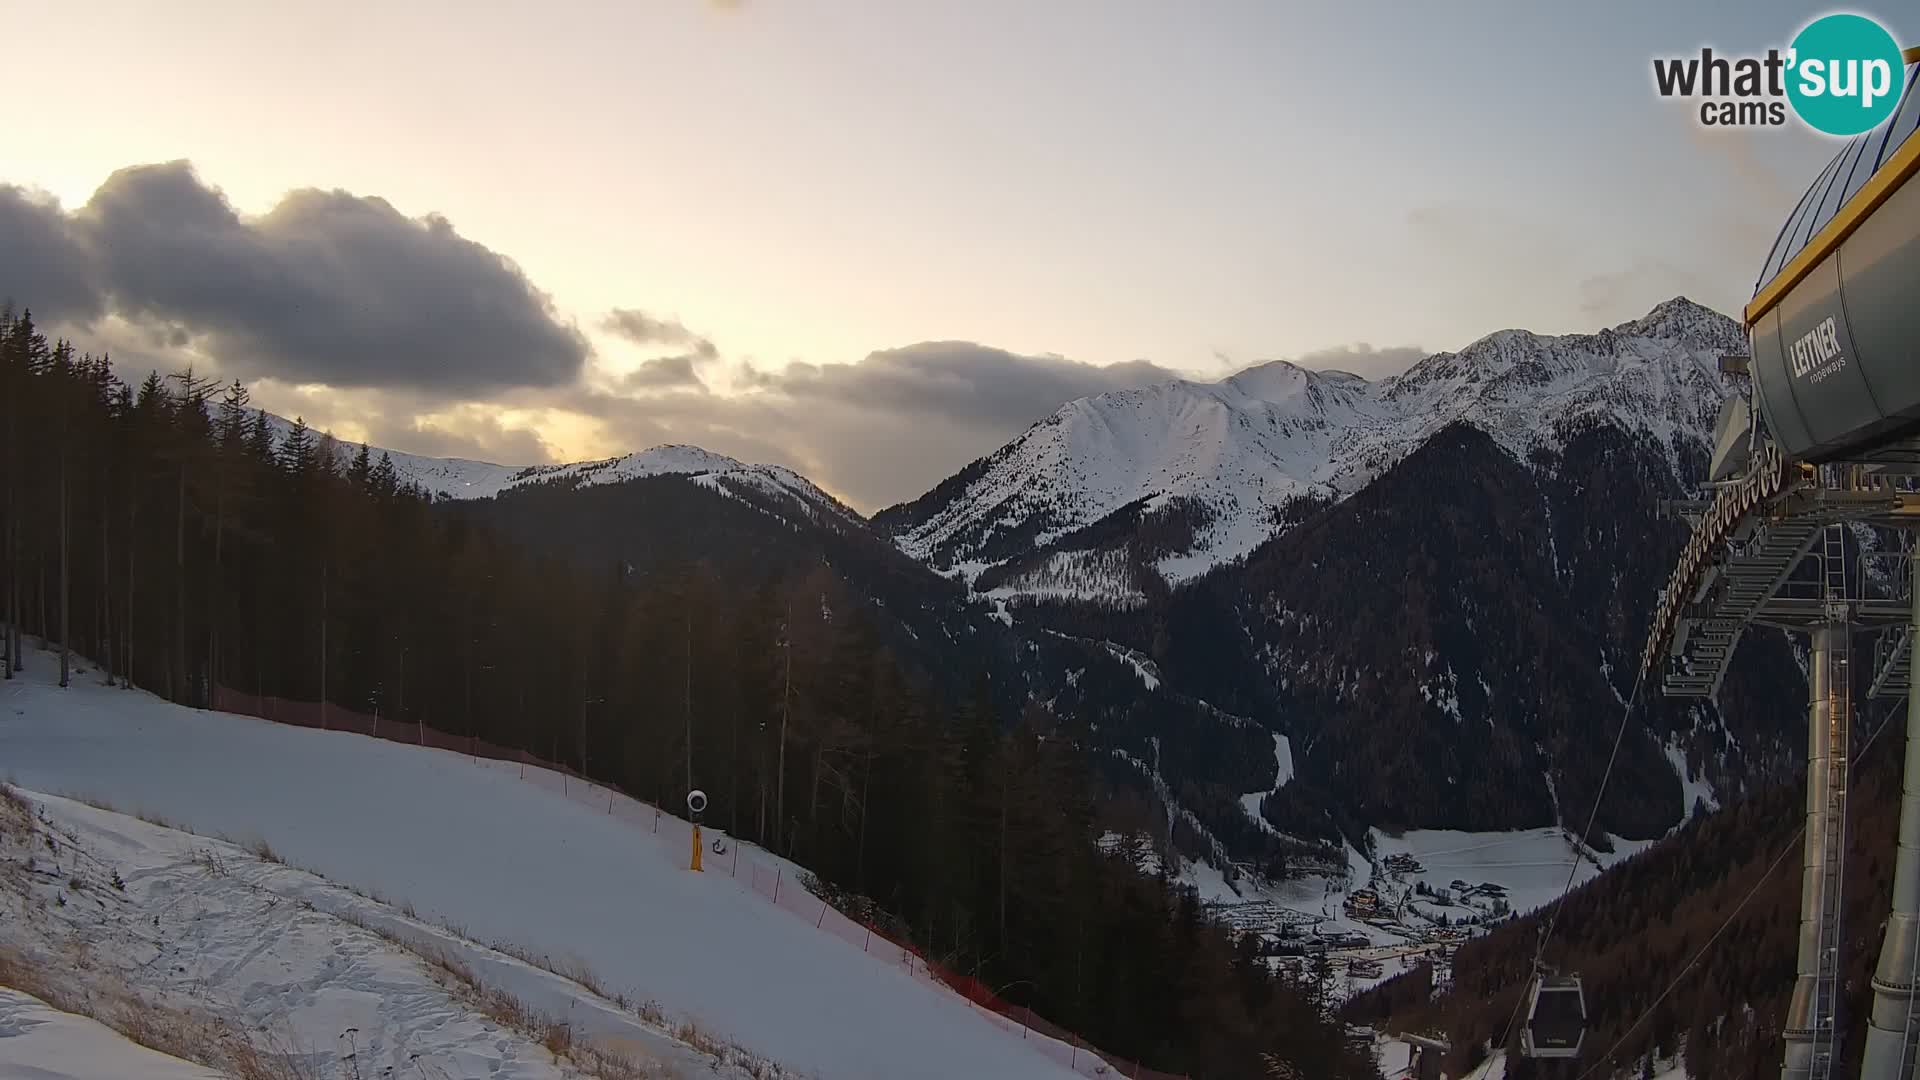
[1567,695,1905,1080]
[1499,665,1649,1052]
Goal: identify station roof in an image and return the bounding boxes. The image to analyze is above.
[1749,55,1920,326]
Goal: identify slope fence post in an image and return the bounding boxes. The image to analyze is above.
[817,899,828,928]
[774,868,782,903]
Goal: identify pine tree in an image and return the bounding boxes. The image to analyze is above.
[279,418,314,479]
[246,408,275,464]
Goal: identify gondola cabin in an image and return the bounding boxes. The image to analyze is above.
[1520,975,1586,1059]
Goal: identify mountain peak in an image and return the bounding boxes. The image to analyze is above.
[1611,296,1743,351]
[885,303,1732,594]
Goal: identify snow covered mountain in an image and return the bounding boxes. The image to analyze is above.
[268,297,1785,852]
[271,409,859,528]
[875,297,1743,598]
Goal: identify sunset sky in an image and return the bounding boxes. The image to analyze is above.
[0,0,1877,510]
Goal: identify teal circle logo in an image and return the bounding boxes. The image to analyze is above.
[1786,14,1906,136]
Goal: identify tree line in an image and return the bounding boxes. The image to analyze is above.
[0,306,1377,1079]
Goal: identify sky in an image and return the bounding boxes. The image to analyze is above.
[0,0,1878,511]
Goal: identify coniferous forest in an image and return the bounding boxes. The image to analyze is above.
[0,306,1378,1079]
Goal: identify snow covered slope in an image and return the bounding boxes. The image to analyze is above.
[0,656,1089,1080]
[878,297,1741,592]
[0,790,749,1079]
[267,412,858,524]
[0,989,225,1080]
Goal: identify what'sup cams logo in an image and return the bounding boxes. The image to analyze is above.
[1653,12,1907,135]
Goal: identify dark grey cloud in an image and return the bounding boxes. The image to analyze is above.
[753,341,1180,429]
[4,161,1201,511]
[614,352,709,392]
[553,341,1185,511]
[1,161,587,394]
[1289,342,1428,380]
[0,185,100,324]
[600,308,717,358]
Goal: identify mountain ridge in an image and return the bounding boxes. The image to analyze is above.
[274,296,1790,853]
[874,296,1742,600]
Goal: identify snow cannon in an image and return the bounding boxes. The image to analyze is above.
[1746,58,1920,466]
[687,789,708,872]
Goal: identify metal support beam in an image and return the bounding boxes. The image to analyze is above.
[1782,623,1829,1079]
[1783,557,1852,1080]
[1861,560,1920,1080]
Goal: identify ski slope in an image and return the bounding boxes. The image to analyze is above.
[1,790,740,1079]
[0,654,1091,1080]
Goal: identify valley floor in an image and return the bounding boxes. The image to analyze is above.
[1187,821,1660,1000]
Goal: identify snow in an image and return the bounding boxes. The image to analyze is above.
[890,298,1737,593]
[1367,827,1654,918]
[1665,738,1719,822]
[1181,859,1244,905]
[1237,732,1293,834]
[0,989,225,1080]
[1269,733,1295,787]
[276,410,857,525]
[2,791,738,1079]
[0,655,1096,1080]
[1100,640,1162,691]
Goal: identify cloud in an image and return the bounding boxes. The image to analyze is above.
[554,341,1185,511]
[1577,258,1719,324]
[2,161,1187,512]
[238,380,563,467]
[1,161,587,394]
[748,341,1180,429]
[600,308,717,360]
[371,411,559,465]
[614,352,709,392]
[0,185,100,324]
[1288,342,1427,379]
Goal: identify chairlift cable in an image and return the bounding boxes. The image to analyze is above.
[1567,696,1905,1080]
[1499,664,1648,1051]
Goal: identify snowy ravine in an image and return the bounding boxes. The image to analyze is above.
[878,297,1739,594]
[0,655,1090,1080]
